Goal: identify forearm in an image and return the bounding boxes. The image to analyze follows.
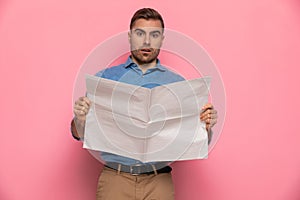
[207,128,213,145]
[71,96,91,140]
[71,117,85,140]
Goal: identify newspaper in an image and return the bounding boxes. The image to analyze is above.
[83,74,211,162]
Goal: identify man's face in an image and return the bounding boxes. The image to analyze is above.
[129,19,164,65]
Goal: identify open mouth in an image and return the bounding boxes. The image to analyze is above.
[140,48,153,53]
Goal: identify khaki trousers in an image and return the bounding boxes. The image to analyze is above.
[96,166,174,200]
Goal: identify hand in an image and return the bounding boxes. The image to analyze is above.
[200,103,218,131]
[73,97,91,122]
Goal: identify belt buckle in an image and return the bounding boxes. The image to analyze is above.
[129,164,143,175]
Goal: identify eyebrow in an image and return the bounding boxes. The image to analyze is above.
[134,28,146,33]
[133,28,162,34]
[150,30,162,35]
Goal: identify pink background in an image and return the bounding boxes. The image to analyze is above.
[1,0,300,199]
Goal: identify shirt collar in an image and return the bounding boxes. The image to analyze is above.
[124,56,166,71]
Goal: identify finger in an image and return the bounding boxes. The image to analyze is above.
[74,109,85,117]
[202,110,217,118]
[200,110,211,119]
[205,108,217,115]
[201,103,214,111]
[74,105,89,115]
[200,113,217,121]
[75,108,89,116]
[76,96,91,105]
[74,104,89,112]
[200,109,217,120]
[200,113,209,121]
[75,100,90,110]
[79,97,91,106]
[205,118,211,124]
[201,107,216,116]
[75,99,88,107]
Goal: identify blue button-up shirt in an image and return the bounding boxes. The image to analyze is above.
[95,56,185,165]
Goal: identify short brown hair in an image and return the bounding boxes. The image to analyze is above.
[130,8,164,30]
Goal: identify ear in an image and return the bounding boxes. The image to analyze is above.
[128,31,131,42]
[159,34,165,48]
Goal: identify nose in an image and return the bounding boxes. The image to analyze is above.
[143,33,150,46]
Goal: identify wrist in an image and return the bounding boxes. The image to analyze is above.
[74,116,86,126]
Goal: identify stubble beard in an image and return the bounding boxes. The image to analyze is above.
[131,48,160,65]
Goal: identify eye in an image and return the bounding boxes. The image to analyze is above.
[135,30,145,37]
[151,32,161,38]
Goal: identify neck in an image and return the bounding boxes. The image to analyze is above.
[131,57,157,73]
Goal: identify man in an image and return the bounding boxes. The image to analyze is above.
[71,8,218,200]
